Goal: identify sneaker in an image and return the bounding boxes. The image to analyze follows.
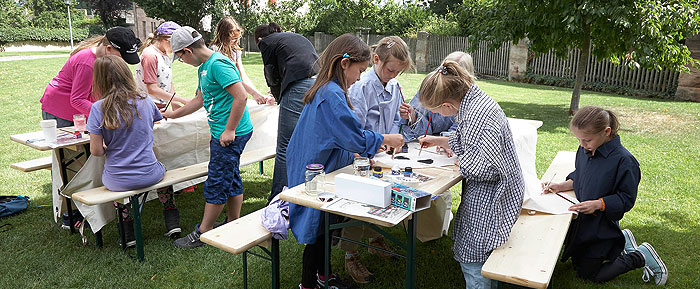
[621,229,638,254]
[173,225,205,248]
[118,220,136,248]
[61,210,89,229]
[638,242,668,285]
[163,208,181,238]
[344,255,375,284]
[368,237,394,259]
[316,273,358,289]
[299,284,321,289]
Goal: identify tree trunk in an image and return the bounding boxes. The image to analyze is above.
[570,24,591,116]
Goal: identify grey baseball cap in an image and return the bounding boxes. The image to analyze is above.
[171,26,202,62]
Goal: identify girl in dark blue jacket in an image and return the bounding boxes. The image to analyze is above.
[545,106,667,285]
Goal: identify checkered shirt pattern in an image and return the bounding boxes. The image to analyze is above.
[448,84,525,263]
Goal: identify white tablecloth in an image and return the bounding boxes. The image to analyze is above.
[54,100,279,232]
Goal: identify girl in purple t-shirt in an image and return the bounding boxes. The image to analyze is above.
[87,55,181,246]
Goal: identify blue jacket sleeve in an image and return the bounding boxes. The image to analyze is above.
[319,91,384,157]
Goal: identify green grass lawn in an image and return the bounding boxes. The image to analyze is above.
[0,52,698,288]
[0,50,71,57]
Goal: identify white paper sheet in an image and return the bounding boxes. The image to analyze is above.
[321,198,413,226]
[374,141,457,169]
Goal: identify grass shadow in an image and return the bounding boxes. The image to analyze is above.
[499,101,571,133]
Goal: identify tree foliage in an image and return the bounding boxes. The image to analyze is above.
[460,0,700,113]
[82,0,131,28]
[0,0,31,28]
[133,0,214,32]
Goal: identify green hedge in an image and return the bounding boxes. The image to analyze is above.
[0,27,89,45]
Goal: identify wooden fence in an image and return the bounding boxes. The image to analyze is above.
[244,31,681,97]
[530,47,679,94]
[426,34,510,77]
[310,32,510,77]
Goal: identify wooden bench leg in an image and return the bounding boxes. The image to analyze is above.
[271,238,280,289]
[130,194,147,262]
[243,251,248,289]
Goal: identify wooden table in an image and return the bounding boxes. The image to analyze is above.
[481,151,577,288]
[11,126,91,233]
[279,164,462,289]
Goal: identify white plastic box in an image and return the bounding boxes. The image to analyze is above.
[334,173,392,207]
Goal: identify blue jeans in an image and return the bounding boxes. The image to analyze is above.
[203,132,252,204]
[459,262,495,289]
[269,78,314,201]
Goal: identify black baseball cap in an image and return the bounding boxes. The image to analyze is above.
[105,27,141,65]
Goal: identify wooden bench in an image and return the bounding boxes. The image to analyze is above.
[11,156,52,172]
[482,151,576,289]
[71,147,276,261]
[200,209,280,289]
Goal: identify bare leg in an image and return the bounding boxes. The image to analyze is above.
[226,194,244,221]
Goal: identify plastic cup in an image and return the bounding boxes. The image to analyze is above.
[40,119,57,143]
[73,114,86,132]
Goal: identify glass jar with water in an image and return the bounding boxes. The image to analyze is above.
[305,164,325,197]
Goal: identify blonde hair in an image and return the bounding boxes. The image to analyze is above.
[303,34,371,108]
[139,32,171,53]
[71,36,109,56]
[418,61,475,110]
[371,36,413,73]
[444,51,475,79]
[570,106,620,138]
[211,16,244,60]
[92,55,144,130]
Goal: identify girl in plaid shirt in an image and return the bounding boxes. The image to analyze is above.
[418,61,524,289]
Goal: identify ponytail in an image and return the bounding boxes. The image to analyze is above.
[418,61,473,110]
[570,106,620,138]
[71,36,109,56]
[139,33,157,53]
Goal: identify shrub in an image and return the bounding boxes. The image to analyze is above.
[0,27,89,46]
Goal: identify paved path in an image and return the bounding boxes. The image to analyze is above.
[0,54,69,62]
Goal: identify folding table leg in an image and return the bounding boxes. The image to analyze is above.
[259,161,264,175]
[95,230,103,248]
[324,212,330,289]
[405,213,417,289]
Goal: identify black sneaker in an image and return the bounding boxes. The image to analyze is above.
[316,273,358,289]
[163,208,181,238]
[61,210,89,229]
[173,225,205,248]
[118,220,136,248]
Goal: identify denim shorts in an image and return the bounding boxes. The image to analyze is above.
[203,132,252,204]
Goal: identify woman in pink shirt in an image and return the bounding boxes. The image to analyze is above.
[40,27,141,127]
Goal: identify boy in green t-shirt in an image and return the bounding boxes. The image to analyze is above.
[164,26,253,248]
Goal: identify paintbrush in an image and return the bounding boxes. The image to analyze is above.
[418,112,433,156]
[541,173,557,195]
[163,92,177,112]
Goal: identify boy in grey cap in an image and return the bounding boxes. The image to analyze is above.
[164,27,254,248]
